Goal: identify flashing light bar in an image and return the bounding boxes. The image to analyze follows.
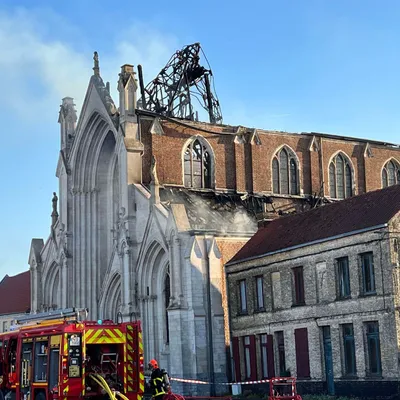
[16,308,89,325]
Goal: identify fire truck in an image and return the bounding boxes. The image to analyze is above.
[0,309,144,400]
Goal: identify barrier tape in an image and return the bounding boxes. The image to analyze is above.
[170,377,293,386]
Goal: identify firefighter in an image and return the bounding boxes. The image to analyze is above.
[148,359,170,399]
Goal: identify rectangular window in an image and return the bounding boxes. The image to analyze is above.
[275,331,286,376]
[271,272,282,309]
[293,267,305,305]
[337,257,351,298]
[239,280,247,314]
[255,276,264,310]
[361,252,376,294]
[295,328,310,378]
[365,322,382,375]
[260,334,268,378]
[342,324,356,376]
[260,334,275,378]
[244,336,251,379]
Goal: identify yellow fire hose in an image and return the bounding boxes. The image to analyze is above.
[89,373,130,400]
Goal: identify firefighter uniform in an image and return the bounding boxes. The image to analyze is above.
[148,359,168,399]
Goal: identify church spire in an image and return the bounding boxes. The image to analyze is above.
[93,51,100,76]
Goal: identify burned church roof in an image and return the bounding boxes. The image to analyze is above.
[160,188,264,235]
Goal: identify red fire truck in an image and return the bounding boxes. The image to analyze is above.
[0,309,144,400]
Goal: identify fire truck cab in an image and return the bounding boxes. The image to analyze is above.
[0,309,144,400]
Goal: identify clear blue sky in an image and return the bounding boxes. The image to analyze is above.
[0,1,399,278]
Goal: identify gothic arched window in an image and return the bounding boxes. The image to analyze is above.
[329,153,353,199]
[183,138,213,188]
[164,265,171,345]
[272,147,299,195]
[382,160,400,188]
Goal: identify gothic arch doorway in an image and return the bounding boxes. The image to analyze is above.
[139,241,170,362]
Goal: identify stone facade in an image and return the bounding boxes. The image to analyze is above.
[226,192,400,398]
[28,52,400,389]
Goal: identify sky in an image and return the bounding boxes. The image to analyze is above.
[0,0,399,278]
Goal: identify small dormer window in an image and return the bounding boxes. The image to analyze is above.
[183,138,213,188]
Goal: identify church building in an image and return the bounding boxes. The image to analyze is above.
[29,52,400,384]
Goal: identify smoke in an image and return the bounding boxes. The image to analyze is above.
[231,208,257,233]
[172,190,257,235]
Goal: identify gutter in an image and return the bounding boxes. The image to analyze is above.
[226,223,388,267]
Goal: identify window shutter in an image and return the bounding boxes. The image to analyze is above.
[295,328,310,378]
[249,335,257,380]
[232,336,241,382]
[267,335,275,378]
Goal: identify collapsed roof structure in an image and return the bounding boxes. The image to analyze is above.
[137,43,222,124]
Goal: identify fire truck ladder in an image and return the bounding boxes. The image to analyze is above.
[14,308,88,327]
[100,352,119,372]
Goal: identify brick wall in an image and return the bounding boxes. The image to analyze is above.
[140,118,400,202]
[226,228,400,396]
[141,119,400,205]
[216,238,249,346]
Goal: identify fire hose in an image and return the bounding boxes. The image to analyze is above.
[89,373,131,400]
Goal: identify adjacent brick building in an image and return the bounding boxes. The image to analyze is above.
[226,184,400,398]
[0,271,31,332]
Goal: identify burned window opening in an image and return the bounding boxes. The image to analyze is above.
[329,153,353,199]
[272,148,299,195]
[184,139,212,189]
[382,159,400,188]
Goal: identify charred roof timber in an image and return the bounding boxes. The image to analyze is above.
[137,43,222,124]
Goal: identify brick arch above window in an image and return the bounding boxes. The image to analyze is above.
[272,146,300,195]
[382,159,400,188]
[182,136,214,189]
[329,152,354,199]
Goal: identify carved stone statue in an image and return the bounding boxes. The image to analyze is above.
[52,192,58,214]
[93,51,100,75]
[51,192,59,227]
[150,155,159,185]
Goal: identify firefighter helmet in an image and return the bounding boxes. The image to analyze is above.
[148,359,158,369]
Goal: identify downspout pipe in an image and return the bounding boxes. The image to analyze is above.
[204,236,216,396]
